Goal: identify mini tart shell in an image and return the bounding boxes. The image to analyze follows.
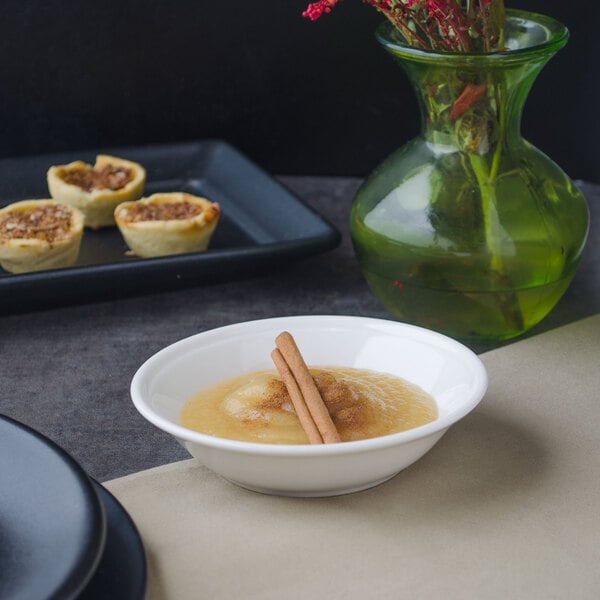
[114,192,221,258]
[47,154,146,229]
[0,200,84,274]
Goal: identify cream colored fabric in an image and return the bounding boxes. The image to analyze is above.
[105,315,600,599]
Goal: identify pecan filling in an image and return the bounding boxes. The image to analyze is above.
[0,205,74,243]
[123,201,205,222]
[61,165,133,192]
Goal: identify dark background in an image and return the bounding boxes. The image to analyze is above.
[0,0,597,181]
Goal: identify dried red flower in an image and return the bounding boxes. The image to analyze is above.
[302,0,505,52]
[302,0,340,20]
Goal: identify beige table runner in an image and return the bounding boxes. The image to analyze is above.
[105,315,600,599]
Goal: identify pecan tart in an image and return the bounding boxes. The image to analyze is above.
[47,154,146,229]
[0,200,84,273]
[114,192,221,258]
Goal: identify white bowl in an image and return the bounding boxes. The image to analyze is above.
[131,315,487,497]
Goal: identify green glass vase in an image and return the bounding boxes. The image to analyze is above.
[351,10,589,342]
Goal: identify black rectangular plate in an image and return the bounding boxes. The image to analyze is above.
[0,140,340,313]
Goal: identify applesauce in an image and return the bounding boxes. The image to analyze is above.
[180,367,437,444]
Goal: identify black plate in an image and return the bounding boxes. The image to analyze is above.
[0,415,106,600]
[79,481,147,600]
[0,140,341,313]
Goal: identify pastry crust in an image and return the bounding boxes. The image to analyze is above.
[47,154,146,229]
[114,192,221,258]
[0,199,84,273]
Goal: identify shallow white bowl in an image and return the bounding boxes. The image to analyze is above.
[131,315,487,497]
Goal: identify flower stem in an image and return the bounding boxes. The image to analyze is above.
[467,151,524,331]
[468,153,503,273]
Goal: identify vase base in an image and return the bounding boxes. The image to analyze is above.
[362,270,574,342]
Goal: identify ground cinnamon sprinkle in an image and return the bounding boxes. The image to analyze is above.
[258,369,369,432]
[316,372,368,429]
[259,379,291,409]
[0,205,73,243]
[61,165,133,192]
[334,405,365,429]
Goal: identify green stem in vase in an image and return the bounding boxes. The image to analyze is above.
[468,153,502,272]
[462,76,525,330]
[468,152,525,330]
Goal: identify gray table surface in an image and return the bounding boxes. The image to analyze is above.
[1,176,598,482]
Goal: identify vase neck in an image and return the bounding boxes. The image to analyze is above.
[376,11,568,156]
[407,57,550,152]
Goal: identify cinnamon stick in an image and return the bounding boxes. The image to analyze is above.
[274,331,341,444]
[271,348,323,445]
